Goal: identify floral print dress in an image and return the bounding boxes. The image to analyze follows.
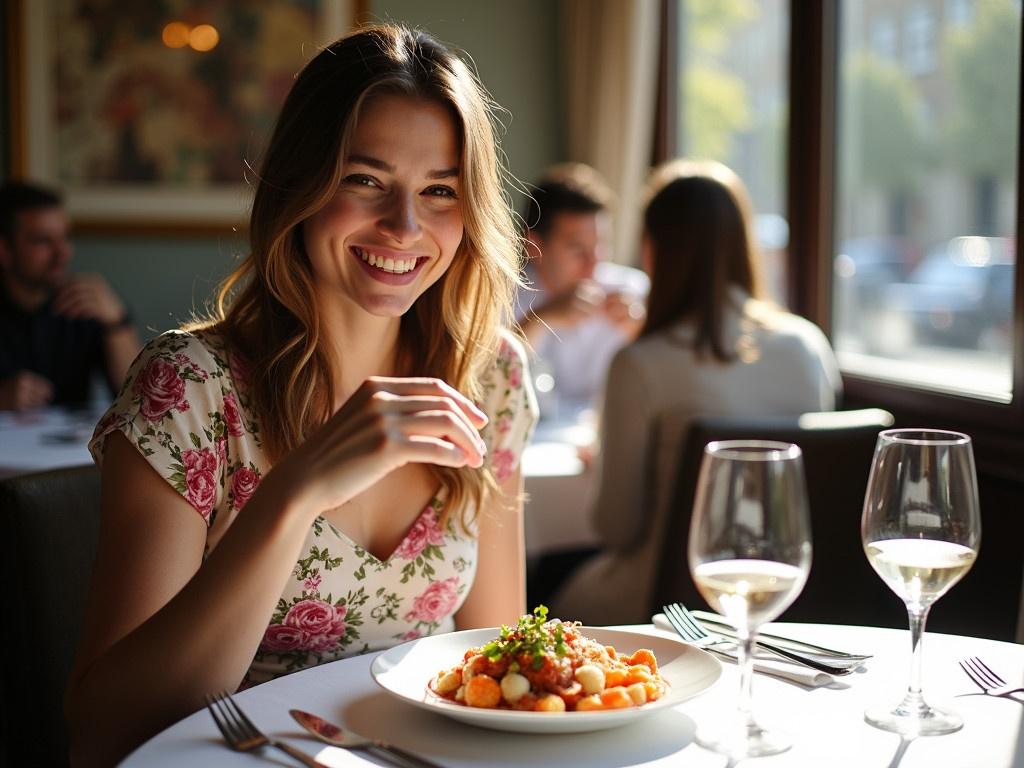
[89,328,537,687]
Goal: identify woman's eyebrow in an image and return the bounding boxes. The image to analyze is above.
[347,154,458,180]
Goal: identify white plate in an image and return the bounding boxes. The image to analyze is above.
[370,625,721,734]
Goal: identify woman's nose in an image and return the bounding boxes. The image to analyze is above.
[377,192,422,244]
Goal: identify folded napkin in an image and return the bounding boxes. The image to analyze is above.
[651,613,835,688]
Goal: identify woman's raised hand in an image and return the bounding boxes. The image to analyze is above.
[276,377,489,516]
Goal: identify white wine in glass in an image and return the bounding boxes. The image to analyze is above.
[862,429,981,736]
[689,441,811,758]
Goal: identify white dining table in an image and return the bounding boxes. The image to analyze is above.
[0,404,600,561]
[121,623,1024,767]
[0,406,99,478]
[521,415,600,558]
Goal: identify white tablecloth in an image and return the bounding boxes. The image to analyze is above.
[0,405,598,562]
[122,623,1024,767]
[0,407,97,477]
[522,418,600,558]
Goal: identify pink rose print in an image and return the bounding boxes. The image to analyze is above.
[404,577,460,624]
[230,466,260,510]
[284,599,348,637]
[508,364,522,388]
[303,574,322,593]
[305,633,341,652]
[259,624,305,653]
[182,448,217,518]
[132,357,186,422]
[495,415,512,434]
[491,449,515,482]
[402,630,422,641]
[223,392,245,437]
[393,507,446,561]
[215,437,227,467]
[183,448,217,474]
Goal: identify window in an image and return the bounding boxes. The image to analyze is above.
[674,0,791,305]
[870,15,898,59]
[946,0,974,26]
[833,0,1020,403]
[904,4,938,74]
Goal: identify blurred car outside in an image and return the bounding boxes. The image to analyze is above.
[833,236,920,354]
[883,236,1015,354]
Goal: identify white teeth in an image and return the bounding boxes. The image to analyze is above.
[355,247,418,274]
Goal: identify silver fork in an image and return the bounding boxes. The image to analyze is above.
[662,602,854,676]
[206,690,327,767]
[959,657,1024,697]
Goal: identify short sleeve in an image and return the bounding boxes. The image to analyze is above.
[89,331,230,526]
[479,330,539,483]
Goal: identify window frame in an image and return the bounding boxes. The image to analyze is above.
[658,0,1024,469]
[786,1,1024,440]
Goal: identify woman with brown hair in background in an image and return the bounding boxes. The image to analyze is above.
[550,159,839,625]
[65,24,536,765]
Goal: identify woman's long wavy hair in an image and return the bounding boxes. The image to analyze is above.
[640,159,766,361]
[194,25,522,527]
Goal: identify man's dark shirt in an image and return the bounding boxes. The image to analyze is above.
[0,284,112,406]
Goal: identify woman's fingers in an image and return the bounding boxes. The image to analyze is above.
[392,410,486,467]
[374,394,485,447]
[364,377,488,427]
[403,435,475,468]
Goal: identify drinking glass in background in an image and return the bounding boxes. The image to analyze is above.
[689,441,812,758]
[862,428,981,736]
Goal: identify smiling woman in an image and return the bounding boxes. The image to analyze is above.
[63,24,537,767]
[305,94,465,317]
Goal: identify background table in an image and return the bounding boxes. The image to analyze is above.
[0,408,598,563]
[123,623,1024,767]
[522,417,599,558]
[0,407,98,478]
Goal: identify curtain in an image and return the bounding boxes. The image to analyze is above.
[561,0,660,266]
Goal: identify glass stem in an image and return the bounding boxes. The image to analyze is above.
[903,604,931,714]
[737,628,757,729]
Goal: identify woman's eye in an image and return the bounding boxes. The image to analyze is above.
[343,174,380,189]
[424,185,458,199]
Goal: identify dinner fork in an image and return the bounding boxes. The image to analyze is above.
[206,691,327,767]
[662,602,854,676]
[959,657,1024,697]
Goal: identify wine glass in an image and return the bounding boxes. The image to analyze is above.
[688,440,812,758]
[862,428,981,736]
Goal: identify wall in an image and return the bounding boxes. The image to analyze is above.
[4,1,564,338]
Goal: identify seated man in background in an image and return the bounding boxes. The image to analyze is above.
[518,163,648,419]
[0,181,141,411]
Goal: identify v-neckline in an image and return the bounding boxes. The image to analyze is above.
[316,492,445,564]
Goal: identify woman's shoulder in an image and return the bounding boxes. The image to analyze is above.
[749,303,832,346]
[478,328,530,384]
[478,328,538,435]
[135,327,238,382]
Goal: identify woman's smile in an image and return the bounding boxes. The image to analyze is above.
[351,244,429,285]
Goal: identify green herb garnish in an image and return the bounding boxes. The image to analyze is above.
[480,605,569,670]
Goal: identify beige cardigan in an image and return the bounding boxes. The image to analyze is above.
[549,293,841,625]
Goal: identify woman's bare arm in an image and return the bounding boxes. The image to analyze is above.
[65,432,315,766]
[66,377,489,766]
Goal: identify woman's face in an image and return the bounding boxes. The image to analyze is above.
[304,93,464,319]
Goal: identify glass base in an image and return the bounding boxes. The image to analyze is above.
[696,721,792,759]
[865,700,963,736]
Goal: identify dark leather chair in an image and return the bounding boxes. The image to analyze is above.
[650,408,908,628]
[0,465,101,768]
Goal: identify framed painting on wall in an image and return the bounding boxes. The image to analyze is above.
[8,0,356,233]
